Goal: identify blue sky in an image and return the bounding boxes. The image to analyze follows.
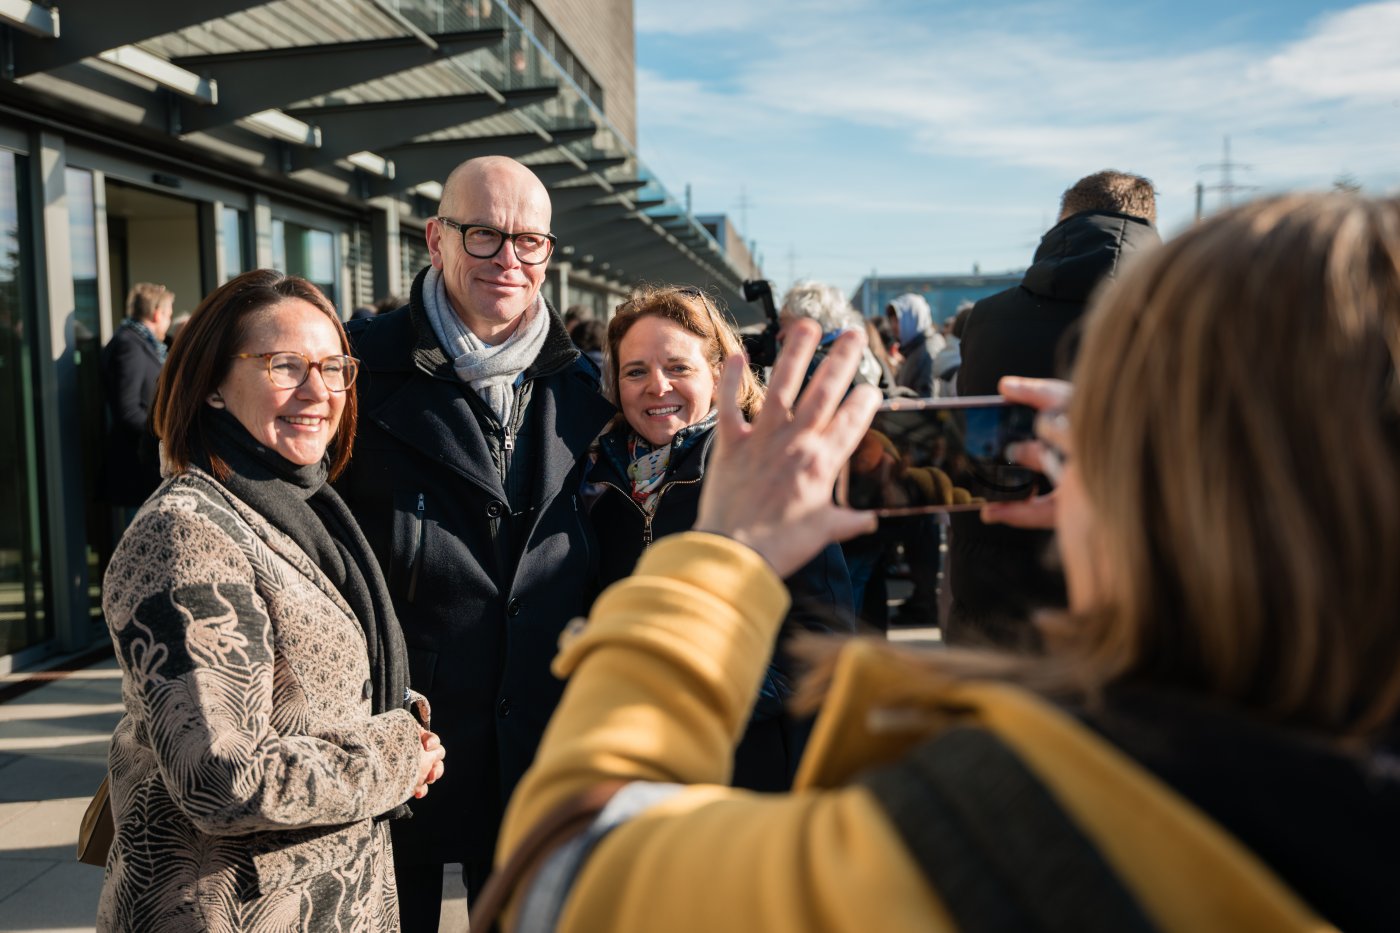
[632,0,1400,295]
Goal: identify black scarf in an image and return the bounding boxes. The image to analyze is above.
[194,410,413,785]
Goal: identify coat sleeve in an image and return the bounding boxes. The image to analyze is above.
[106,504,422,836]
[499,533,953,933]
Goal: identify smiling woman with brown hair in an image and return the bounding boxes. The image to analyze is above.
[98,269,443,932]
[584,285,853,792]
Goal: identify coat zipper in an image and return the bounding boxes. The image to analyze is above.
[602,476,705,549]
[500,382,527,481]
[641,479,700,546]
[407,492,425,603]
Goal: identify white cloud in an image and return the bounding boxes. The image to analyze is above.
[645,2,1400,182]
[1259,1,1400,101]
[635,1,1400,289]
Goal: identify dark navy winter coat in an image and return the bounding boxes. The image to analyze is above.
[336,268,615,869]
[586,423,855,790]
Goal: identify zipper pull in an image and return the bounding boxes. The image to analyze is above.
[416,493,425,513]
[503,429,515,452]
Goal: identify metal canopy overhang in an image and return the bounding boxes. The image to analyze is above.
[371,123,598,196]
[530,156,626,187]
[172,30,505,133]
[286,85,559,168]
[7,0,270,77]
[0,0,754,301]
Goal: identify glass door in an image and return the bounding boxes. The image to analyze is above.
[0,150,46,656]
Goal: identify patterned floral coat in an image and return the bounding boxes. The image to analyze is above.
[98,468,424,932]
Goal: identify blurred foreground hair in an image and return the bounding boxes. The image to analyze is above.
[800,194,1400,741]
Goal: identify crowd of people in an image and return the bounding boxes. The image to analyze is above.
[89,153,1394,932]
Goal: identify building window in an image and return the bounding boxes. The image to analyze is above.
[220,206,248,282]
[273,219,337,305]
[0,150,46,658]
[64,166,107,621]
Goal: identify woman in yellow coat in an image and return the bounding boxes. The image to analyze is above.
[495,195,1397,932]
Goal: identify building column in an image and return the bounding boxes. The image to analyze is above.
[199,200,222,292]
[252,193,274,268]
[28,131,90,653]
[369,197,401,303]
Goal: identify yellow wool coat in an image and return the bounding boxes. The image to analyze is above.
[499,533,1333,932]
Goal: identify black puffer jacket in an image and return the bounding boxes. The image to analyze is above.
[958,210,1159,395]
[335,267,615,868]
[949,211,1159,646]
[587,424,855,791]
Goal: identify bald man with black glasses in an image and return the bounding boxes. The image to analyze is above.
[336,156,613,931]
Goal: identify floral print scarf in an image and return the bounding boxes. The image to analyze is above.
[625,410,718,514]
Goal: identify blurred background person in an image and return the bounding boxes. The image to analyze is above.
[570,317,606,371]
[886,292,945,398]
[949,170,1159,649]
[99,270,443,932]
[862,317,898,393]
[779,279,885,391]
[100,283,172,523]
[586,285,854,790]
[373,293,404,316]
[563,302,594,333]
[931,300,974,398]
[494,194,1400,932]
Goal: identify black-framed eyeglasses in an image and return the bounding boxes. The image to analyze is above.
[230,351,359,392]
[437,217,556,265]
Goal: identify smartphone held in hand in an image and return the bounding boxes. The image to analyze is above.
[836,396,1045,515]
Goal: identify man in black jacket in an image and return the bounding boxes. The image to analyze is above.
[100,282,172,516]
[948,170,1159,648]
[336,156,614,930]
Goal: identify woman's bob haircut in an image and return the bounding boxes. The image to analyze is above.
[1061,193,1400,738]
[605,285,765,420]
[799,194,1400,744]
[152,269,357,482]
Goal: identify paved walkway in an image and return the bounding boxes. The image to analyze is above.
[0,655,467,933]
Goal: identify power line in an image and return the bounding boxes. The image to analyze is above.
[1198,135,1259,217]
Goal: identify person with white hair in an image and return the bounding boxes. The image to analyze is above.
[780,280,885,391]
[886,293,946,397]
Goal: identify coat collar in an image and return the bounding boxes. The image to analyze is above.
[1020,211,1160,303]
[355,269,615,502]
[592,423,715,490]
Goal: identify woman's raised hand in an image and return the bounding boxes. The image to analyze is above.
[695,318,882,578]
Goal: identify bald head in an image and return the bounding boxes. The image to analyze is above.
[426,156,555,343]
[438,156,551,227]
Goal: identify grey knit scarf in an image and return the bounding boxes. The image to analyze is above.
[422,265,549,426]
